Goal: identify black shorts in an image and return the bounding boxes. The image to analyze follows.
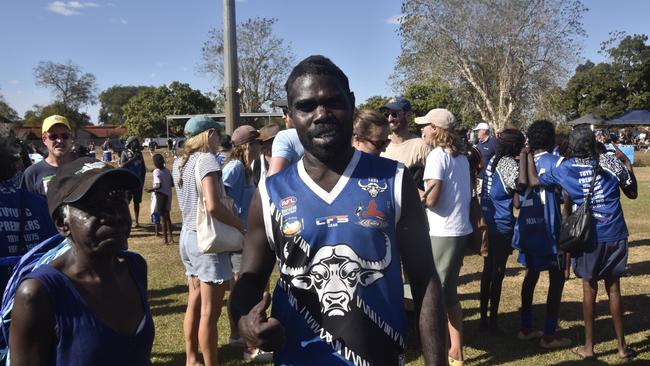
[128,185,144,204]
[154,192,169,214]
[573,239,628,281]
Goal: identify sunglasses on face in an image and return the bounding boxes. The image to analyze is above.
[384,111,399,119]
[358,136,390,151]
[46,133,71,141]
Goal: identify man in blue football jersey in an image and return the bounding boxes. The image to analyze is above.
[231,55,447,366]
[529,127,637,361]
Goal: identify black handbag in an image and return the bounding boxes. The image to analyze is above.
[558,164,599,254]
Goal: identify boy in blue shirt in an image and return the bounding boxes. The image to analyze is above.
[514,120,570,348]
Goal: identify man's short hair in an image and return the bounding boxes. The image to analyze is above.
[0,137,20,181]
[284,55,351,106]
[353,109,388,138]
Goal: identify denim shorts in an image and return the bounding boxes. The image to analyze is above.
[179,229,233,284]
[230,252,243,274]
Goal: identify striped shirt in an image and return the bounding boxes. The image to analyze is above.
[172,153,221,231]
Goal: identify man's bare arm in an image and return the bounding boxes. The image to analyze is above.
[230,191,285,351]
[267,157,290,176]
[397,170,447,366]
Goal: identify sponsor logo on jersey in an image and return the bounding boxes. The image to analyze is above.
[280,196,297,209]
[281,217,302,237]
[355,200,388,228]
[315,215,349,227]
[358,178,387,198]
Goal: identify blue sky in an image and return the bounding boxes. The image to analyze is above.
[1,0,649,123]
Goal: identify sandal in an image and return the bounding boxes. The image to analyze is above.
[571,346,595,360]
[448,357,464,366]
[619,347,636,362]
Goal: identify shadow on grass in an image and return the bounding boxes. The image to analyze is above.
[628,239,650,248]
[626,259,650,276]
[461,293,650,365]
[152,345,272,366]
[149,284,186,299]
[457,264,524,287]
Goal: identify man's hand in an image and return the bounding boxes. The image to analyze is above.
[613,145,631,166]
[239,292,286,352]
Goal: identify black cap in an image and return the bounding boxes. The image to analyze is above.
[47,157,141,217]
[381,96,411,112]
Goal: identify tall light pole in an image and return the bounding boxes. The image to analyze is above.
[223,0,240,134]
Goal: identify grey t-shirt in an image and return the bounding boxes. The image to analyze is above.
[20,159,58,199]
[172,153,221,231]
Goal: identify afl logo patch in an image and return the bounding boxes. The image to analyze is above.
[280,196,297,209]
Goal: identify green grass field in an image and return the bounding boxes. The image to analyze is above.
[128,150,650,365]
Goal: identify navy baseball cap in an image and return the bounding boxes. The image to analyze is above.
[184,116,225,138]
[381,97,411,112]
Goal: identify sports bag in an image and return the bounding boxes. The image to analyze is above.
[194,154,244,254]
[558,164,598,254]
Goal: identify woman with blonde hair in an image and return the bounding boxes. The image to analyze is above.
[173,116,244,366]
[416,108,472,366]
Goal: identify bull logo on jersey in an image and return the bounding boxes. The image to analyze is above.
[358,178,387,198]
[279,233,392,317]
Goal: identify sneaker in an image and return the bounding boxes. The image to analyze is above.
[243,348,274,363]
[517,329,544,340]
[228,336,245,347]
[540,336,571,349]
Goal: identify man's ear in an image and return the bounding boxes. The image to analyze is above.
[54,210,70,237]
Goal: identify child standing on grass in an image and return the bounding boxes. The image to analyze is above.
[147,153,174,244]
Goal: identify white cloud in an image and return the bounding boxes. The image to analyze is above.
[8,80,20,85]
[47,1,100,16]
[120,18,127,25]
[386,14,404,25]
[149,73,157,79]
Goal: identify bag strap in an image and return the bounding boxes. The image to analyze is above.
[194,154,204,200]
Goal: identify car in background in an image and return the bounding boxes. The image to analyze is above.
[142,133,185,150]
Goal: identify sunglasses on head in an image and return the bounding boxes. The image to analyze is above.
[46,133,71,141]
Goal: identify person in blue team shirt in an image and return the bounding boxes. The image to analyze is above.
[267,99,305,176]
[479,129,527,333]
[230,55,447,365]
[0,137,57,293]
[513,120,570,349]
[529,127,637,361]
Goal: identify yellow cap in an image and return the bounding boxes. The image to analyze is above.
[42,115,71,134]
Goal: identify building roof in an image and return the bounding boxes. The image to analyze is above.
[606,110,650,126]
[80,125,127,138]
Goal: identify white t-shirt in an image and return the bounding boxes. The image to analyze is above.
[423,147,473,237]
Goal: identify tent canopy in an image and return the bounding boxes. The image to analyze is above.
[606,110,650,126]
[568,113,604,127]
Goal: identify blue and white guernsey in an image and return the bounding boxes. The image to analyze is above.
[260,150,407,366]
[481,156,520,235]
[513,152,562,270]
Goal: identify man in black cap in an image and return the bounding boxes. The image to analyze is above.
[380,97,431,192]
[120,136,146,227]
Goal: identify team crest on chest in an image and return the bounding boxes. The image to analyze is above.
[355,200,388,229]
[358,178,387,198]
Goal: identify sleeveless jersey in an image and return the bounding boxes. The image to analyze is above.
[513,152,562,256]
[24,251,154,365]
[260,150,406,366]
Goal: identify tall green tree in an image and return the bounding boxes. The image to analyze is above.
[123,82,214,137]
[200,17,294,112]
[397,0,586,130]
[22,102,91,129]
[33,60,98,112]
[99,85,155,125]
[357,96,391,111]
[563,34,650,119]
[0,93,19,122]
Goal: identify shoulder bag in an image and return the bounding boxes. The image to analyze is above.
[194,154,244,254]
[558,164,599,254]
